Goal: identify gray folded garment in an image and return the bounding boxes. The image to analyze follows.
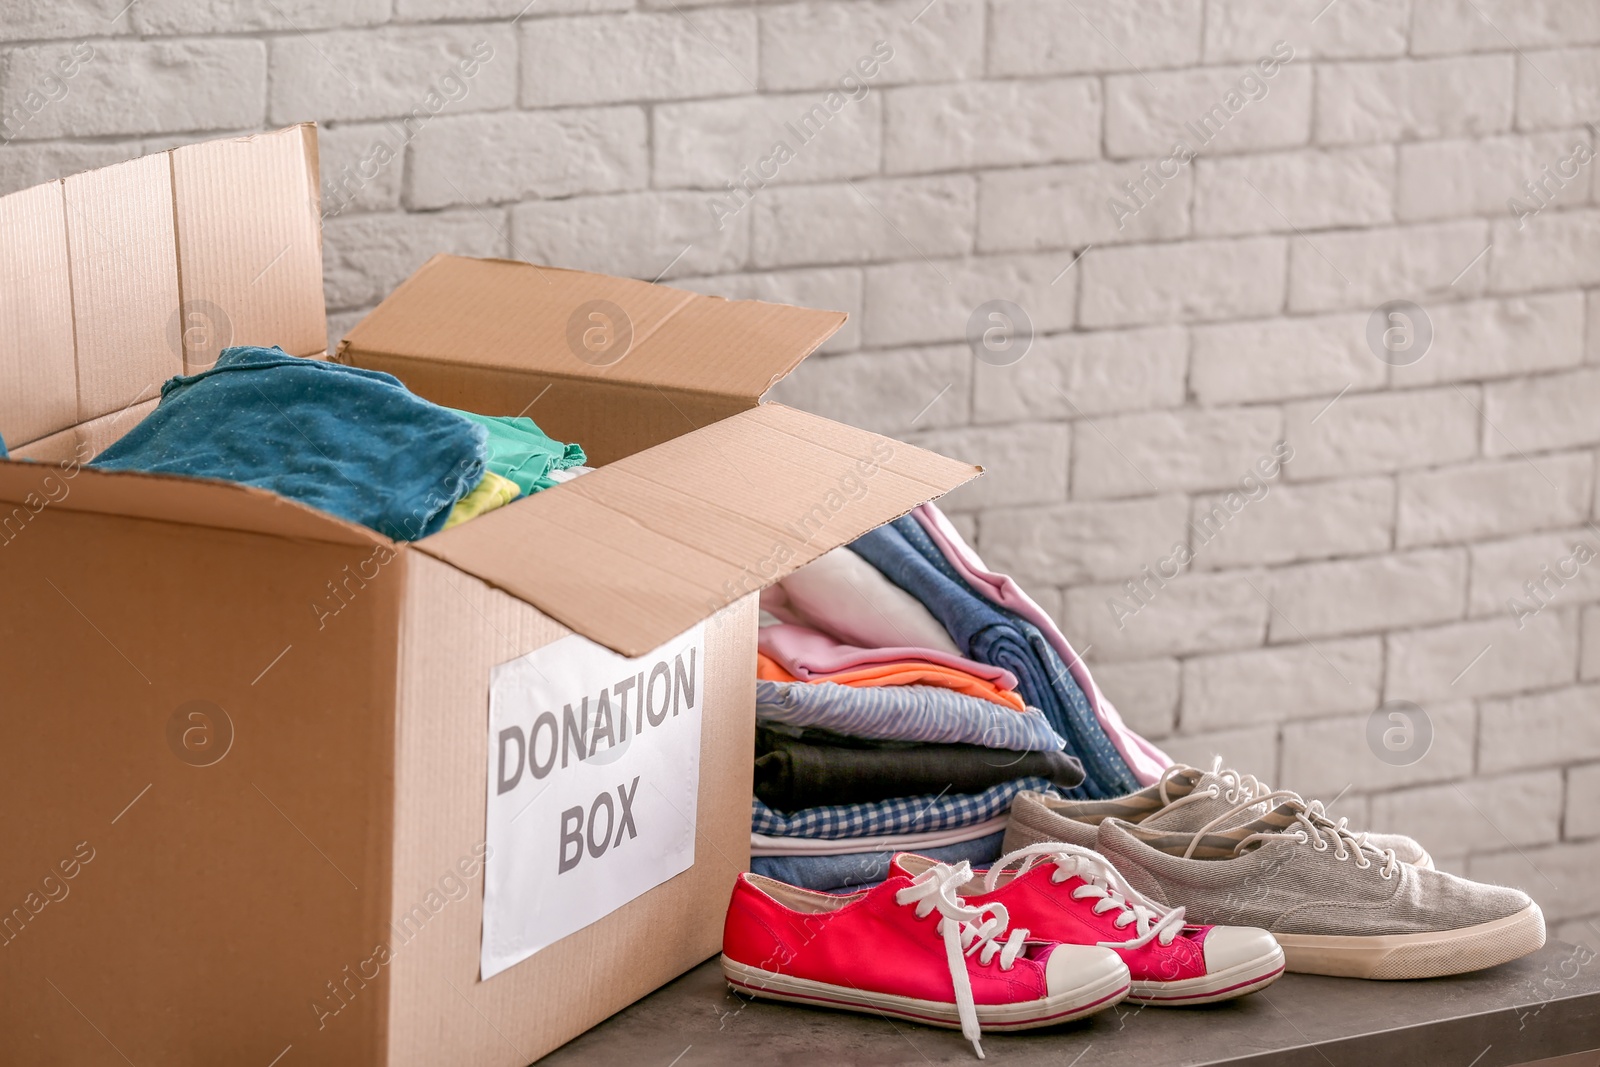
[754,726,1084,813]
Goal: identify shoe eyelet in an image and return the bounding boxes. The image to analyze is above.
[1312,840,1328,852]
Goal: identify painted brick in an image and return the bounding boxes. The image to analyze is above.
[0,40,264,139]
[1491,208,1600,294]
[521,12,757,107]
[510,191,748,281]
[1286,220,1490,313]
[1,0,135,43]
[1397,131,1597,223]
[398,0,628,14]
[1387,609,1579,703]
[990,0,1203,76]
[0,139,141,198]
[317,122,407,218]
[1087,658,1181,740]
[1204,0,1407,61]
[1468,529,1600,622]
[905,423,1069,512]
[133,0,389,33]
[1397,454,1594,548]
[766,345,971,435]
[1585,605,1600,681]
[978,160,1192,252]
[1267,549,1468,643]
[884,78,1101,173]
[1190,476,1394,571]
[1190,311,1385,405]
[1590,292,1600,364]
[760,0,982,90]
[1315,56,1515,145]
[1390,293,1587,388]
[654,91,882,189]
[978,495,1191,588]
[408,108,647,209]
[1370,771,1564,860]
[1182,637,1384,732]
[862,253,1076,349]
[750,175,975,269]
[972,326,1188,423]
[1105,64,1311,159]
[1516,48,1600,132]
[1481,682,1600,775]
[1192,146,1394,237]
[1079,237,1288,327]
[1064,570,1269,661]
[1280,701,1475,796]
[269,27,515,126]
[322,209,507,311]
[1568,762,1600,839]
[1161,726,1278,782]
[673,267,864,354]
[1484,369,1600,457]
[1411,0,1600,55]
[1283,386,1479,481]
[1071,407,1284,500]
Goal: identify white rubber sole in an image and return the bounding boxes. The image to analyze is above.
[1128,946,1286,1005]
[1274,902,1546,979]
[721,955,1129,1031]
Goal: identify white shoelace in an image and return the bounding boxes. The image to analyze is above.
[895,861,1029,1059]
[981,842,1187,949]
[1182,790,1400,878]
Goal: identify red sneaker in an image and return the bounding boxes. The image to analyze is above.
[722,861,1131,1057]
[892,844,1284,1006]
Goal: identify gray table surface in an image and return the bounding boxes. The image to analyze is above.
[538,942,1600,1067]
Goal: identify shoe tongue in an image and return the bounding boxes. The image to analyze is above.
[1108,802,1307,860]
[1137,769,1251,833]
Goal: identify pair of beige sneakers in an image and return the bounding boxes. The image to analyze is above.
[1007,763,1545,979]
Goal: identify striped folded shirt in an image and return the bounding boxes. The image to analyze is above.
[755,679,1065,752]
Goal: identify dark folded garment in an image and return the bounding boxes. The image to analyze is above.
[754,726,1083,812]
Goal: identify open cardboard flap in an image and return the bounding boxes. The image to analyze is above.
[336,255,848,465]
[0,123,325,456]
[414,402,979,657]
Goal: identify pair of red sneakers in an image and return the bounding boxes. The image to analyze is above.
[722,842,1284,1057]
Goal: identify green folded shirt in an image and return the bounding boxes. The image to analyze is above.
[448,409,587,495]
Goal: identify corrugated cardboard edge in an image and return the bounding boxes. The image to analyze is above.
[0,460,395,551]
[0,123,326,453]
[410,403,982,657]
[334,254,846,402]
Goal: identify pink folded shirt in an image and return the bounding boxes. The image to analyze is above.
[911,503,1172,783]
[757,620,1020,692]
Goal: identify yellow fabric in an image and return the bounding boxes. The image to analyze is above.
[443,471,521,529]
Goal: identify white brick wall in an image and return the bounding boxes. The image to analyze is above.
[5,0,1598,944]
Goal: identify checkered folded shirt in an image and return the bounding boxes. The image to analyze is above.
[751,776,1055,839]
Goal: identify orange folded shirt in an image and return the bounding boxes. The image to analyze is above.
[756,651,1026,713]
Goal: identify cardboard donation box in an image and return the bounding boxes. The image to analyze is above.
[0,125,978,1065]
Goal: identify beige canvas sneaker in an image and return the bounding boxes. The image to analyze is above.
[1079,803,1544,979]
[1003,762,1434,870]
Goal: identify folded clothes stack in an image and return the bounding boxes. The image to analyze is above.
[748,504,1174,891]
[84,346,587,537]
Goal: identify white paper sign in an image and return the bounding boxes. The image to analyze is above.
[480,623,705,979]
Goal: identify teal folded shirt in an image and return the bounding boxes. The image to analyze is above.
[92,346,487,541]
[450,409,587,494]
